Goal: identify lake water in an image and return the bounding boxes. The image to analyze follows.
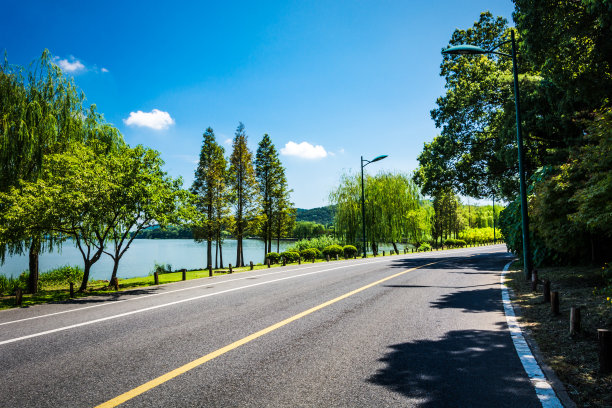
[0,239,293,280]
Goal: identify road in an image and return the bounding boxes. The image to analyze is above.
[0,245,542,407]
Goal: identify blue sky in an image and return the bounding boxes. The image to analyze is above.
[1,0,515,209]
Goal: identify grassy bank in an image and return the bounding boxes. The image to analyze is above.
[506,264,612,407]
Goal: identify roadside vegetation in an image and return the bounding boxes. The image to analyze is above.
[506,264,612,407]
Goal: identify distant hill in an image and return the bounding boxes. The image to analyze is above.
[296,205,336,226]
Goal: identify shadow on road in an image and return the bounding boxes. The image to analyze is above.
[367,327,539,407]
[430,288,503,313]
[387,252,514,273]
[58,287,161,305]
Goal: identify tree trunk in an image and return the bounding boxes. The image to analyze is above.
[79,261,92,292]
[215,239,219,269]
[207,238,212,269]
[219,237,224,269]
[392,242,398,255]
[110,257,120,282]
[28,238,40,294]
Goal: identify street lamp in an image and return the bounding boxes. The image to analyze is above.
[442,29,532,280]
[361,154,388,258]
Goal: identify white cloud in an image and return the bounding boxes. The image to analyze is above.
[101,67,109,73]
[123,109,175,130]
[224,138,232,146]
[54,57,86,73]
[280,141,328,159]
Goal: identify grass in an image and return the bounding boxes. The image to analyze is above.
[0,242,500,311]
[506,264,612,407]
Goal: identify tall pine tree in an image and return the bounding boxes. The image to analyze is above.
[191,128,227,270]
[228,123,259,267]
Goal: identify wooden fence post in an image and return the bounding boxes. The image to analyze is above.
[570,306,581,336]
[598,329,612,374]
[267,258,271,268]
[298,258,301,265]
[70,282,75,297]
[335,254,339,261]
[551,291,560,315]
[531,269,538,292]
[250,261,254,270]
[282,257,286,266]
[229,263,233,274]
[154,272,159,285]
[326,254,330,262]
[208,265,212,277]
[543,280,551,303]
[182,269,186,281]
[15,287,22,306]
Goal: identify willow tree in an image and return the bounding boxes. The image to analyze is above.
[330,172,425,253]
[191,128,228,270]
[0,50,119,293]
[228,123,260,267]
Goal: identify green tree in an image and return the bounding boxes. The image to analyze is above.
[191,128,228,269]
[255,134,284,256]
[0,51,121,293]
[228,123,260,267]
[0,142,123,291]
[104,145,190,281]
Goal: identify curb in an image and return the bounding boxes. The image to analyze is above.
[501,260,575,408]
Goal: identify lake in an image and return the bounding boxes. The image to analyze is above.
[0,239,293,280]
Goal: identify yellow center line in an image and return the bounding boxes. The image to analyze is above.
[95,260,439,408]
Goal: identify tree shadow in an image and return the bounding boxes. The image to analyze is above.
[368,328,540,407]
[388,252,513,272]
[430,288,503,313]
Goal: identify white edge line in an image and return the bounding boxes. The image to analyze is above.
[501,261,564,408]
[1,255,431,346]
[1,246,496,327]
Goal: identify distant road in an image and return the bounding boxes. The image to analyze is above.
[0,245,542,407]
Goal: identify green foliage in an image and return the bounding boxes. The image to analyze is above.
[330,172,426,249]
[292,221,327,239]
[286,236,341,253]
[133,225,193,239]
[191,127,229,268]
[299,248,320,261]
[255,134,294,255]
[228,123,261,266]
[458,227,501,245]
[322,245,343,258]
[296,206,336,226]
[39,265,84,285]
[280,251,300,263]
[266,252,280,264]
[444,238,466,248]
[418,243,432,252]
[152,263,173,275]
[342,245,358,258]
[0,272,28,295]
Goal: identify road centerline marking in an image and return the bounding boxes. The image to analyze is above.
[95,260,439,408]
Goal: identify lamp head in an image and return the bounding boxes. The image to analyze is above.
[370,155,388,163]
[442,44,487,55]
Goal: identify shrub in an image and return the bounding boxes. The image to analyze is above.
[286,236,341,253]
[300,248,321,261]
[418,242,432,252]
[322,245,343,258]
[343,245,358,258]
[39,265,84,286]
[444,238,466,248]
[266,252,281,264]
[152,263,173,275]
[0,273,27,296]
[280,251,300,263]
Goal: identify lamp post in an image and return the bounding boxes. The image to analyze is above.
[361,154,388,258]
[442,29,532,280]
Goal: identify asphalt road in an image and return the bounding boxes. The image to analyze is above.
[0,245,542,407]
